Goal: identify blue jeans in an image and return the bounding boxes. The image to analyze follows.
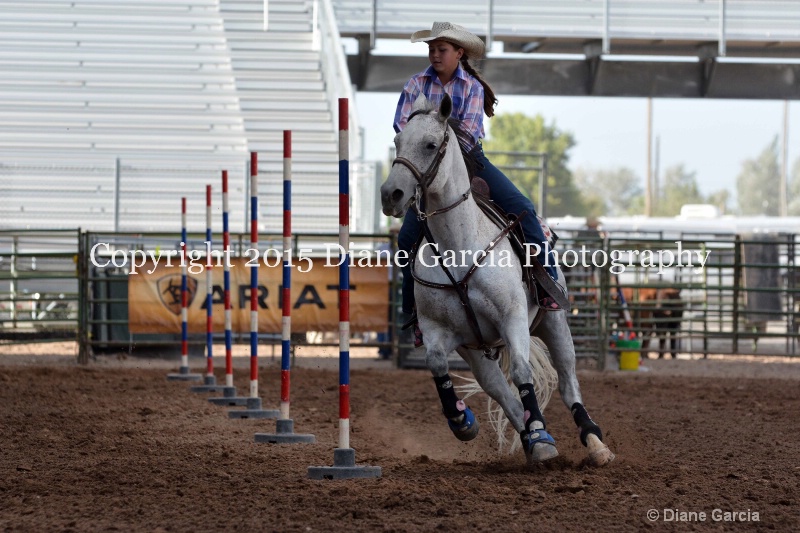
[398,144,556,314]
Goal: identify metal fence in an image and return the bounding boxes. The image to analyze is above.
[0,230,81,343]
[75,230,395,364]
[395,230,800,368]
[1,229,797,367]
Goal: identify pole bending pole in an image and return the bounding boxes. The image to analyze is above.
[190,185,231,393]
[308,99,380,478]
[168,197,201,382]
[228,153,278,419]
[281,133,293,420]
[207,171,245,401]
[250,152,259,399]
[255,131,314,444]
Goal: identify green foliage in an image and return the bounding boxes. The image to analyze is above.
[652,164,705,216]
[788,157,800,216]
[705,189,732,215]
[574,166,644,217]
[736,136,780,216]
[482,112,585,217]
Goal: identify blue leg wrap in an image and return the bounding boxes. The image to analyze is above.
[521,428,556,452]
[447,406,479,442]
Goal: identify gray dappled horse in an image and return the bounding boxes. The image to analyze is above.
[380,94,614,466]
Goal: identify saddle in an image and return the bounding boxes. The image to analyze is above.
[470,177,564,312]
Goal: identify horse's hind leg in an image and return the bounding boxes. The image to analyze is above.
[533,311,615,466]
[426,342,480,442]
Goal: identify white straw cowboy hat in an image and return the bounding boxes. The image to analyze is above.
[410,22,486,59]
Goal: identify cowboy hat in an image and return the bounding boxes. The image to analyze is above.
[410,22,485,59]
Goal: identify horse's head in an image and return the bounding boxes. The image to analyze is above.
[380,93,454,218]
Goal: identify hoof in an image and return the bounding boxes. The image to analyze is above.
[522,428,559,464]
[447,407,479,442]
[586,433,615,466]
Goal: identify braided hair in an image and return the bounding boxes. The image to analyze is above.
[460,56,498,118]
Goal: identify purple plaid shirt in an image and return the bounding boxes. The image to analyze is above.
[393,65,485,150]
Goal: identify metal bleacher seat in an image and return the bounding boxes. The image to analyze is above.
[0,0,364,235]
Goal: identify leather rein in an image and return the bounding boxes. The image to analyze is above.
[390,112,524,359]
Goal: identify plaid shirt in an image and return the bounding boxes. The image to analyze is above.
[393,65,485,150]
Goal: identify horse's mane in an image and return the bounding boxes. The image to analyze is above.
[446,117,478,181]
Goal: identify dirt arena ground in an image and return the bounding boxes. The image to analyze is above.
[1,348,799,532]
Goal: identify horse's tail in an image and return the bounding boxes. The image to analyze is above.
[456,338,558,454]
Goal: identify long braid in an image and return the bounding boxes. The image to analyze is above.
[460,57,498,117]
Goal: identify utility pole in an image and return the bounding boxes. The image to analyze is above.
[780,100,789,217]
[654,134,660,206]
[645,98,652,216]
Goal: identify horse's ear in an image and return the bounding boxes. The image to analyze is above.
[411,94,429,113]
[438,94,453,123]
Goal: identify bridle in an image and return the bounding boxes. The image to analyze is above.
[390,110,471,220]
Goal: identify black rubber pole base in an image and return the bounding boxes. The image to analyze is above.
[167,366,202,382]
[254,419,315,444]
[208,396,250,406]
[308,448,381,480]
[227,397,279,419]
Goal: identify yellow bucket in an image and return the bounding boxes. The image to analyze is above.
[616,339,641,371]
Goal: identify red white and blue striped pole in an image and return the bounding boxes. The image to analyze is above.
[167,198,201,382]
[338,99,351,450]
[249,152,259,399]
[205,185,214,378]
[189,184,229,391]
[307,98,379,476]
[181,197,190,371]
[254,132,314,443]
[222,171,234,388]
[280,131,293,420]
[225,155,277,418]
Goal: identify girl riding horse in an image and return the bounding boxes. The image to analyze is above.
[394,22,569,348]
[382,87,614,466]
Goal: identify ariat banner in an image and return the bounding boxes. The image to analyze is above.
[128,258,389,333]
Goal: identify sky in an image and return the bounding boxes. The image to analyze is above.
[355,70,799,206]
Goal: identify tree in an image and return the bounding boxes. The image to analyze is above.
[652,164,705,216]
[481,113,585,216]
[789,157,800,216]
[706,189,732,215]
[574,166,644,217]
[737,136,780,216]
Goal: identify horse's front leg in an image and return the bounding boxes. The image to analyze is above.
[502,320,559,464]
[425,330,480,441]
[533,310,615,466]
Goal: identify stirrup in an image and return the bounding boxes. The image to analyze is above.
[537,288,566,312]
[530,263,570,311]
[401,311,424,347]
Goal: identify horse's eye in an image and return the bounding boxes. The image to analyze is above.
[426,142,437,150]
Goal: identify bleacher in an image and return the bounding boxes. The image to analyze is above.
[333,0,800,55]
[333,1,800,98]
[0,0,370,235]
